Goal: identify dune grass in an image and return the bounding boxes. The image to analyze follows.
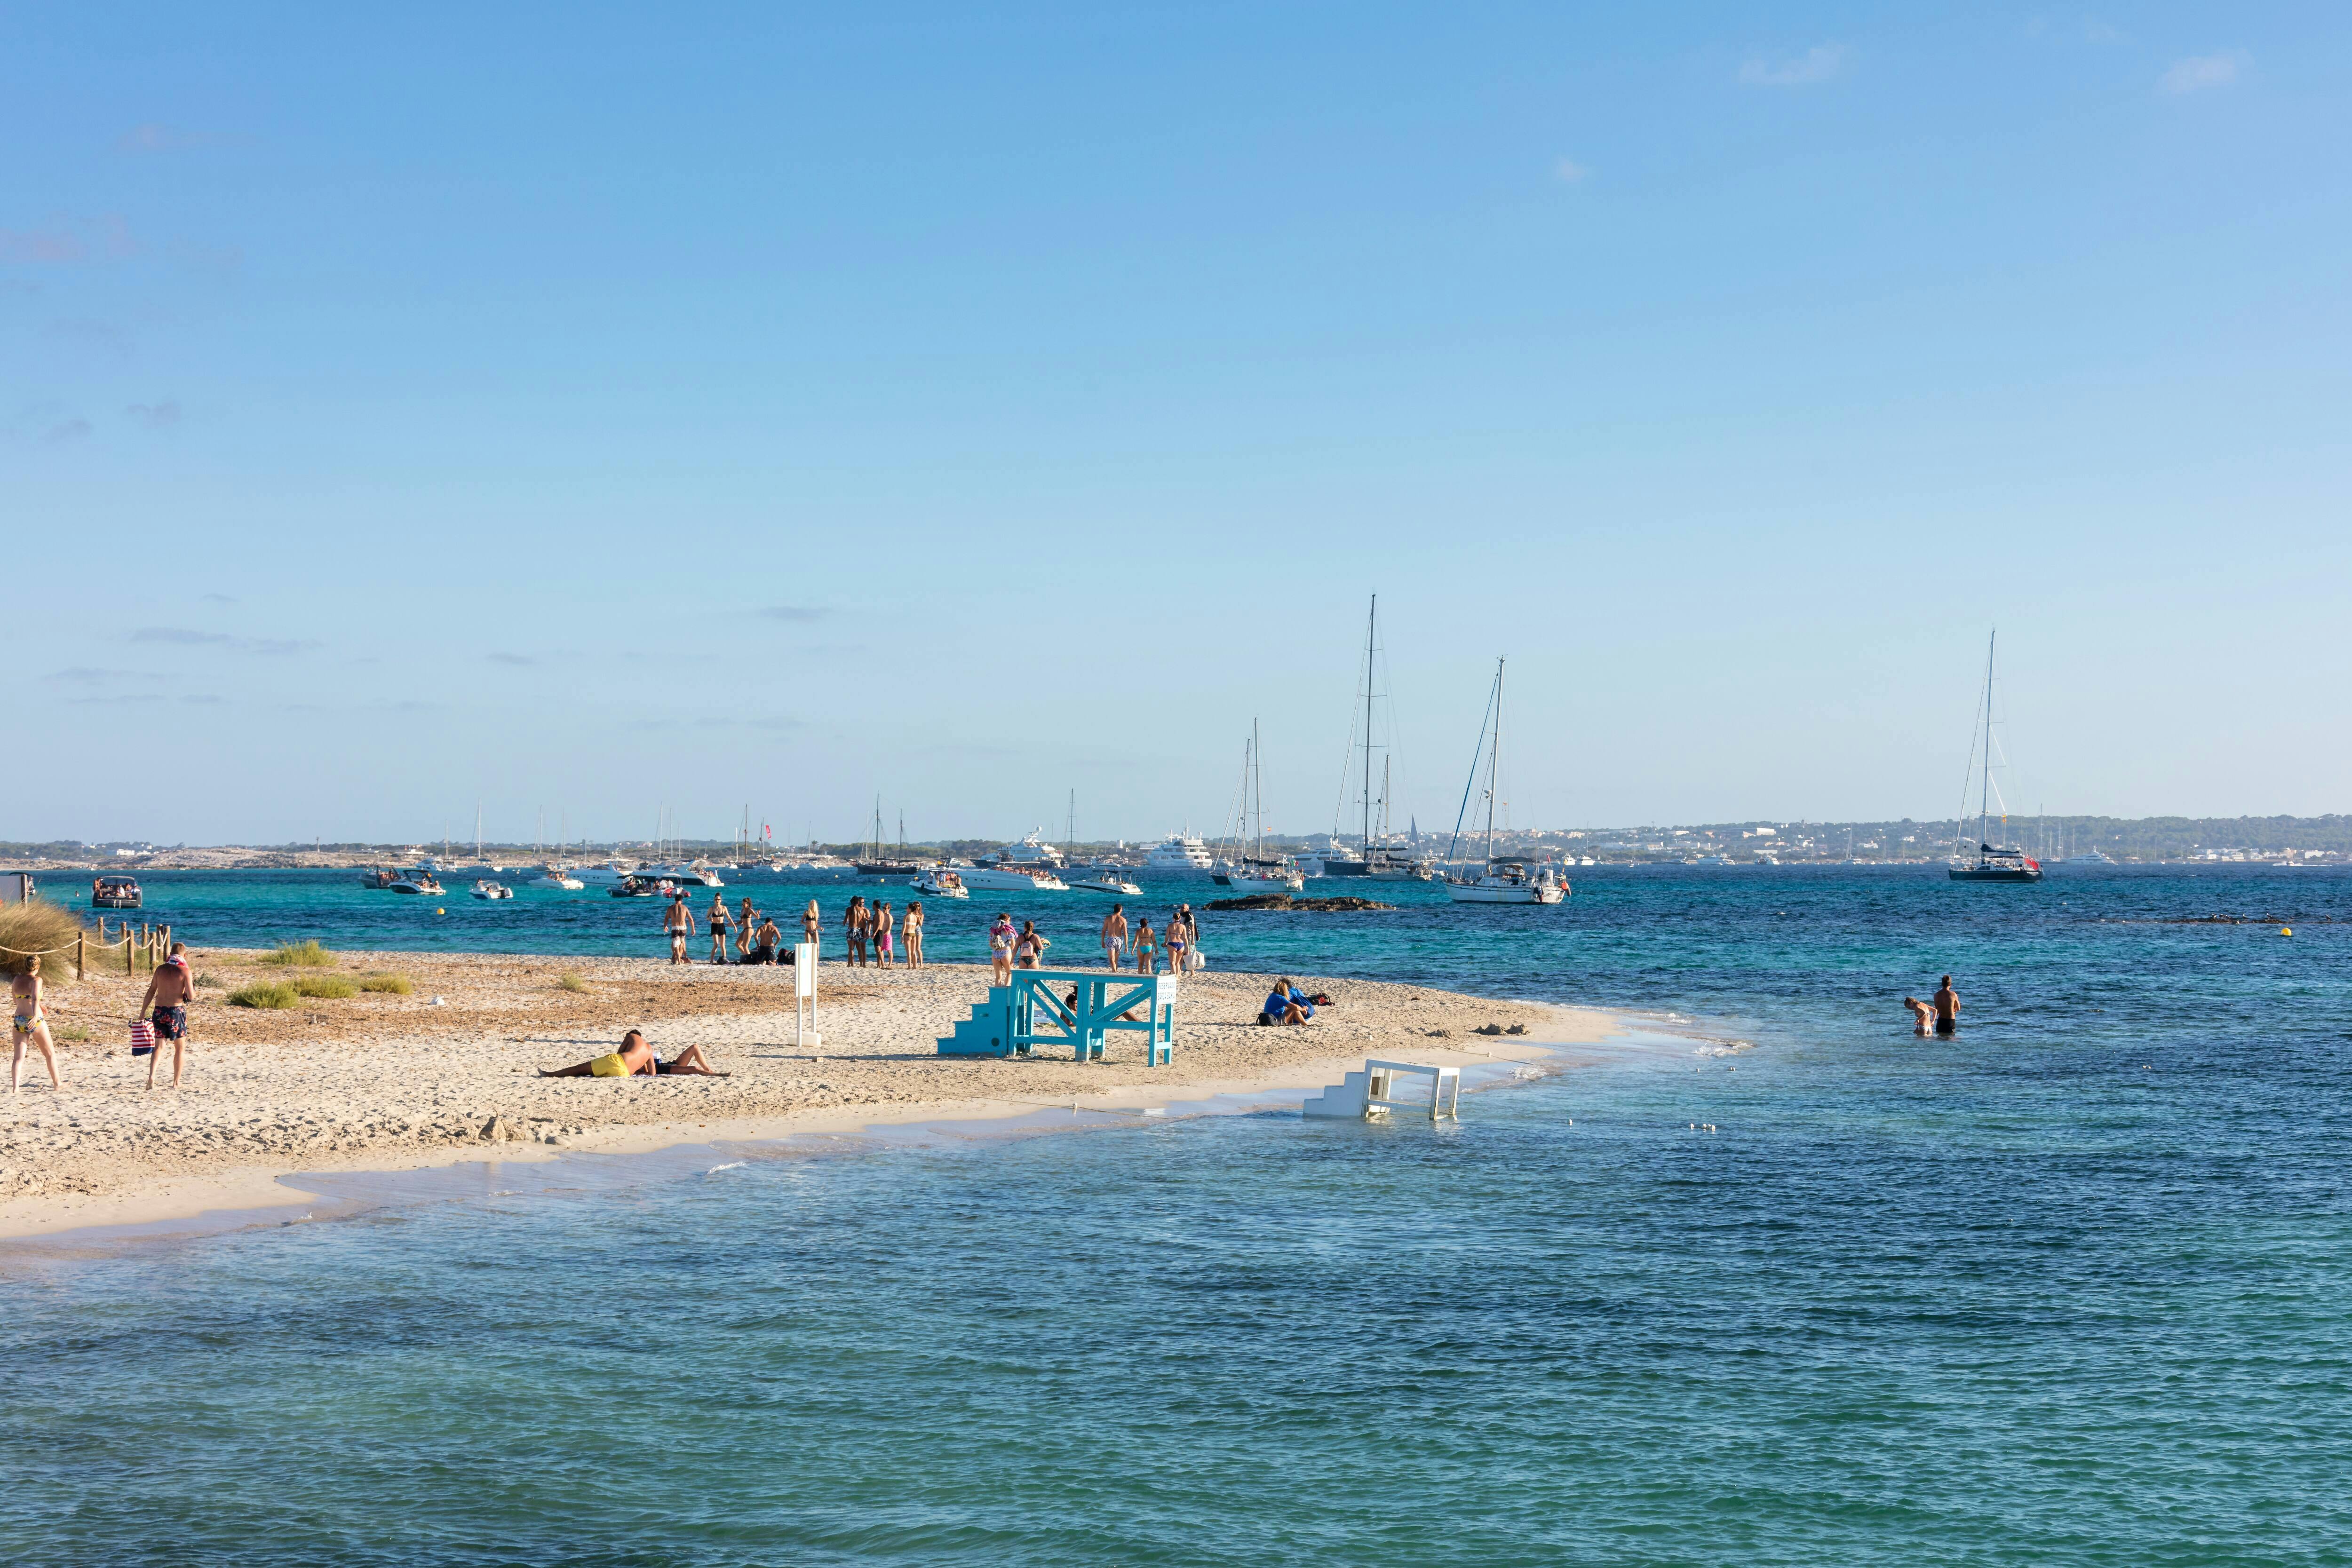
[292,975,358,999]
[359,972,413,995]
[56,1024,92,1043]
[556,972,588,993]
[228,981,301,1009]
[258,939,335,968]
[0,897,97,981]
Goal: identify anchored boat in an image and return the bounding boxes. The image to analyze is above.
[1948,630,2043,884]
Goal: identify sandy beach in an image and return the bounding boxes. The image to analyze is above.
[1,947,1609,1239]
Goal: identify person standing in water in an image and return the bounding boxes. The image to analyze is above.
[10,954,64,1093]
[1932,975,1960,1036]
[1902,996,1934,1036]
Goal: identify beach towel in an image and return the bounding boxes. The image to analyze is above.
[129,1018,156,1055]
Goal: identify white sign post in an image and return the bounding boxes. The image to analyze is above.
[795,942,819,1046]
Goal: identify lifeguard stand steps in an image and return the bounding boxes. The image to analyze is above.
[938,971,1176,1066]
[1302,1059,1462,1121]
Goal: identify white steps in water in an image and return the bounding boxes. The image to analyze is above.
[1302,1059,1461,1121]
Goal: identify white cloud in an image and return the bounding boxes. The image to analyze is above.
[1554,157,1590,184]
[2161,52,2245,93]
[1739,44,1849,87]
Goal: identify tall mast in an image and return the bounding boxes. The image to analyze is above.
[1252,717,1263,861]
[1979,630,1996,855]
[1362,594,1376,855]
[1485,659,1505,863]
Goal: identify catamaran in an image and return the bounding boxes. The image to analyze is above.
[1949,630,2044,884]
[1442,657,1566,905]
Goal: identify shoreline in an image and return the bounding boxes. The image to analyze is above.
[2,947,1612,1244]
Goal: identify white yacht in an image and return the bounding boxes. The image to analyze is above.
[1692,854,1733,868]
[533,866,586,890]
[1226,867,1306,895]
[1144,833,1215,871]
[959,861,1070,892]
[639,860,724,887]
[389,869,445,896]
[572,859,634,887]
[2062,849,2116,865]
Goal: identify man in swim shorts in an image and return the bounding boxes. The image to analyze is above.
[664,894,696,965]
[1932,975,1960,1036]
[141,942,197,1090]
[1101,904,1128,970]
[542,1029,724,1077]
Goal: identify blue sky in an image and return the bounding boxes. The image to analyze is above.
[8,4,2348,846]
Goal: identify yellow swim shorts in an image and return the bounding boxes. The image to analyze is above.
[588,1053,630,1077]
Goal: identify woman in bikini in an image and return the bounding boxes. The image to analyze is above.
[1132,919,1158,974]
[737,896,759,961]
[988,912,1015,984]
[843,895,867,967]
[541,1029,725,1077]
[903,900,924,969]
[1164,911,1188,974]
[873,902,896,966]
[707,894,732,964]
[803,899,823,961]
[10,954,63,1093]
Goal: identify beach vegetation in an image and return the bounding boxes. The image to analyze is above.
[228,981,301,1009]
[292,975,358,1000]
[56,1024,92,1043]
[258,940,336,968]
[0,897,96,982]
[359,973,413,995]
[557,972,589,993]
[196,972,224,989]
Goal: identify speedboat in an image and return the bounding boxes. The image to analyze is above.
[913,867,970,898]
[471,879,513,900]
[533,866,586,890]
[1071,874,1144,896]
[389,870,445,896]
[1692,854,1732,868]
[639,860,724,887]
[91,876,142,909]
[358,867,399,890]
[572,860,635,887]
[609,874,675,898]
[1443,861,1567,904]
[1224,864,1305,895]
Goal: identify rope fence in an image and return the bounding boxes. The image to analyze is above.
[0,917,174,979]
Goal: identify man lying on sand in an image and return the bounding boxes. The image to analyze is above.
[541,1029,726,1078]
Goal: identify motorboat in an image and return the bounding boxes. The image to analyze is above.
[609,874,672,898]
[959,860,1070,892]
[638,860,724,887]
[1071,874,1144,896]
[533,867,586,890]
[1143,833,1214,871]
[389,870,445,896]
[471,879,513,900]
[90,876,142,910]
[1753,852,1779,866]
[1445,861,1567,904]
[358,867,399,890]
[1692,854,1733,868]
[572,860,634,887]
[2062,849,2116,865]
[913,867,970,898]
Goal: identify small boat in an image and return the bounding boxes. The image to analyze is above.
[609,875,667,898]
[1948,631,2044,884]
[913,867,971,898]
[91,876,142,910]
[389,870,445,896]
[471,879,513,900]
[358,867,399,890]
[1692,854,1733,868]
[1753,852,1780,866]
[1071,874,1144,896]
[1441,659,1567,905]
[533,867,586,890]
[638,860,724,887]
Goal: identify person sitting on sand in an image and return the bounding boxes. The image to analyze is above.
[10,954,64,1094]
[541,1029,725,1077]
[1261,979,1313,1026]
[1902,996,1934,1036]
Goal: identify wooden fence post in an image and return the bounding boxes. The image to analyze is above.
[127,931,135,977]
[76,931,85,980]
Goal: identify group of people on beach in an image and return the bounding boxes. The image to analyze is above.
[838,895,924,968]
[10,943,198,1093]
[662,894,830,967]
[977,903,1203,985]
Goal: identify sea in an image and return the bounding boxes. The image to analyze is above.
[4,863,2350,1565]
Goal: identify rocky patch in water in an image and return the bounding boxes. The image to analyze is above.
[1205,894,1396,912]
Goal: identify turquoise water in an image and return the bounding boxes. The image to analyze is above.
[5,867,2351,1563]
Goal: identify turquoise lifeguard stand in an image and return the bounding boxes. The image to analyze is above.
[938,971,1176,1065]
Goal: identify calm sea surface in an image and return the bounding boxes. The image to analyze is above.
[5,865,2350,1564]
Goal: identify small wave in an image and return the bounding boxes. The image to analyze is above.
[705,1161,747,1175]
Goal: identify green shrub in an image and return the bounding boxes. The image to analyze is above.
[195,972,223,989]
[258,940,335,968]
[556,972,588,993]
[228,981,300,1009]
[292,975,358,999]
[56,1024,92,1043]
[0,897,96,982]
[359,973,413,995]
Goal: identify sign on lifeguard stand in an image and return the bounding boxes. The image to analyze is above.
[795,942,819,1046]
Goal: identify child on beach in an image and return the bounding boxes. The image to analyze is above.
[988,913,1015,984]
[10,954,64,1093]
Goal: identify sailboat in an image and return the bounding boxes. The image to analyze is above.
[1220,722,1305,895]
[856,799,924,877]
[1948,630,2043,884]
[1443,658,1566,905]
[1323,595,1431,879]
